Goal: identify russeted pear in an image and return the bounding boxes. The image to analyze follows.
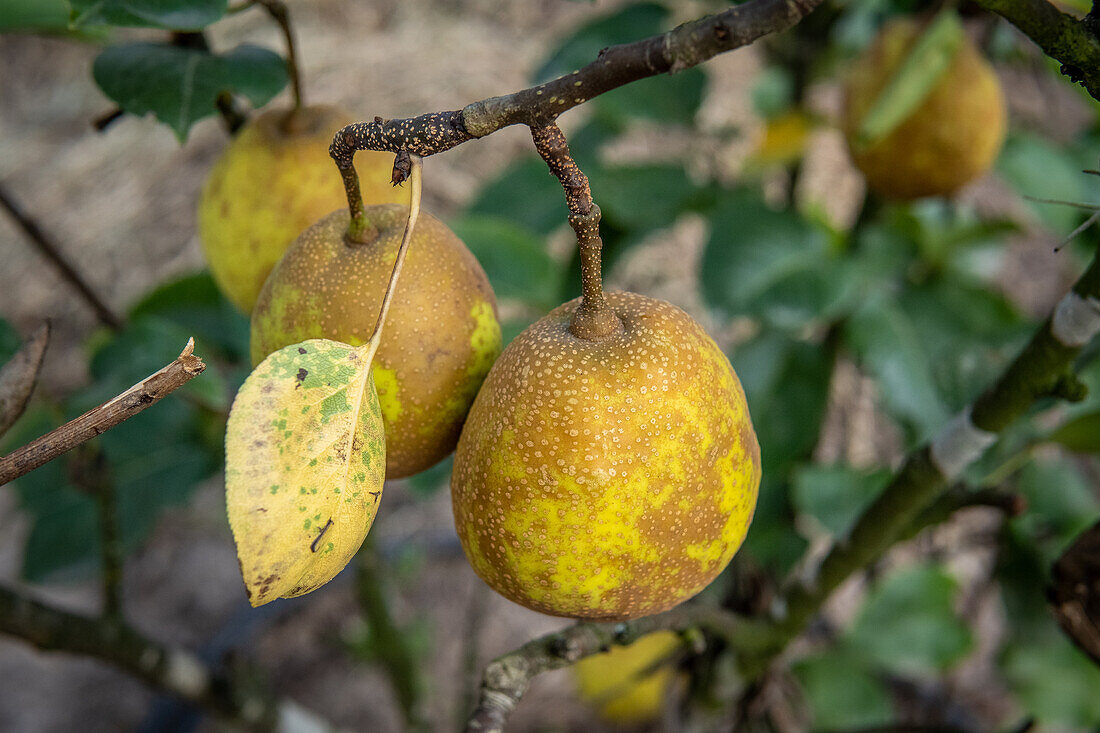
[198,105,409,312]
[251,205,501,479]
[451,291,760,621]
[842,18,1006,200]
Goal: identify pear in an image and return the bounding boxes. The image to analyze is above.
[251,206,501,479]
[198,105,409,312]
[842,18,1006,200]
[451,291,760,620]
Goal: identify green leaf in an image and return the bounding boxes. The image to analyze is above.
[845,300,950,439]
[0,320,20,365]
[847,564,974,675]
[592,71,707,127]
[793,648,894,730]
[128,271,250,365]
[742,474,808,574]
[466,158,566,237]
[897,277,1030,410]
[853,11,964,149]
[792,464,890,537]
[92,42,287,141]
[405,455,452,497]
[448,216,561,309]
[0,0,75,34]
[588,164,703,234]
[997,133,1088,233]
[730,331,832,473]
[1002,633,1100,730]
[750,66,795,119]
[701,190,835,329]
[1049,411,1100,453]
[69,0,226,30]
[1013,458,1100,562]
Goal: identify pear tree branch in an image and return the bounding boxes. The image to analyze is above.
[737,246,1100,675]
[328,0,825,178]
[0,584,341,732]
[465,603,743,733]
[0,339,205,486]
[973,0,1100,102]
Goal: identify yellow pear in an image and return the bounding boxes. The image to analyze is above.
[198,105,409,312]
[842,19,1006,200]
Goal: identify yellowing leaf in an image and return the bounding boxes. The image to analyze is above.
[749,111,813,168]
[226,338,385,606]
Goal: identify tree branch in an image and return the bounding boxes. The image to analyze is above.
[0,339,205,486]
[741,246,1100,675]
[974,0,1100,102]
[0,584,340,732]
[465,603,743,733]
[0,184,123,331]
[329,0,824,168]
[0,322,49,440]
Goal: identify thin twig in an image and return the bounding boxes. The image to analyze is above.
[254,0,304,112]
[0,184,123,331]
[465,604,742,733]
[0,339,205,486]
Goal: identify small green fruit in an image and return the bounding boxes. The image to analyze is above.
[251,206,502,479]
[198,105,409,312]
[452,292,760,620]
[842,19,1006,200]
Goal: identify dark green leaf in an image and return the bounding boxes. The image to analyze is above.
[730,332,832,473]
[449,215,561,309]
[466,158,567,237]
[70,0,226,30]
[793,648,894,730]
[792,464,890,536]
[0,320,20,365]
[848,564,974,675]
[93,42,287,141]
[0,0,76,33]
[1049,411,1100,453]
[588,164,701,233]
[128,271,250,364]
[1002,633,1100,729]
[701,189,834,329]
[591,71,707,127]
[1013,458,1099,562]
[845,300,949,439]
[742,474,808,574]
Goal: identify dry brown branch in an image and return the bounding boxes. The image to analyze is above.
[0,322,50,439]
[0,338,205,486]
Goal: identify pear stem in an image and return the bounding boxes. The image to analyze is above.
[254,0,304,113]
[360,155,422,364]
[530,123,622,341]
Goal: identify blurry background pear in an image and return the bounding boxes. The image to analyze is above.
[573,631,685,726]
[198,105,410,312]
[842,18,1006,200]
[251,205,501,479]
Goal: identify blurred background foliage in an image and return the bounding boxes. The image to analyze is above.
[2,0,1100,730]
